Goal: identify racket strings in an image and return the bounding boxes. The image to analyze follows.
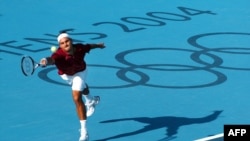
[21,56,35,76]
[23,58,32,72]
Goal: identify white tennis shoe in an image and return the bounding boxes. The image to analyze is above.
[86,96,100,117]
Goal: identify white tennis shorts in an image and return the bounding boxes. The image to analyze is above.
[60,69,88,91]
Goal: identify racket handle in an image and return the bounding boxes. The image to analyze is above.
[34,63,41,68]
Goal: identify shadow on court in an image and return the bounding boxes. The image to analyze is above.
[95,111,223,141]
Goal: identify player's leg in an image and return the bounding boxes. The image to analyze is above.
[71,74,90,141]
[75,70,100,117]
[72,90,89,141]
[72,90,87,119]
[82,83,92,103]
[82,83,89,95]
[60,73,89,141]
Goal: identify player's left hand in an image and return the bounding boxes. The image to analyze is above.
[98,43,105,49]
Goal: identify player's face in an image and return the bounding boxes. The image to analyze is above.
[59,37,72,53]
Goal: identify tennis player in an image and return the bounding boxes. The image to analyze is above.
[40,33,105,141]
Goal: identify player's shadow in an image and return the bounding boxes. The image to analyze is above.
[95,110,223,141]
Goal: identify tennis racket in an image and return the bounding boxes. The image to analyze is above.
[21,56,40,76]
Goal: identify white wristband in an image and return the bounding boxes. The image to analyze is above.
[41,58,48,66]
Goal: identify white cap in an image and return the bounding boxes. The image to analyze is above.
[57,33,70,42]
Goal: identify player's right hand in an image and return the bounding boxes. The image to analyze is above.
[40,58,47,67]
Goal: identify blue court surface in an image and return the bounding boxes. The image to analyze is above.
[1,0,250,141]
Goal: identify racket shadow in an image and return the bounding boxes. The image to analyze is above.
[95,110,223,141]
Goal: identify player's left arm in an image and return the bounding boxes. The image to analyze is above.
[89,43,105,49]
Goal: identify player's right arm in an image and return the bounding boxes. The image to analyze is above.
[40,57,55,67]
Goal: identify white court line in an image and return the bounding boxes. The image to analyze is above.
[194,133,224,141]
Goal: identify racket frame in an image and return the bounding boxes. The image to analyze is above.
[21,56,40,76]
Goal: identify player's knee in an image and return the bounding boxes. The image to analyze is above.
[82,85,89,95]
[72,91,83,103]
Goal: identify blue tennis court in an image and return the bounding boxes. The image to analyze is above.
[1,0,250,141]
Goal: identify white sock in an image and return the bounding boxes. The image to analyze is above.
[80,120,87,132]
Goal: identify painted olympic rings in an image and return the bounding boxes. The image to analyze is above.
[38,32,250,89]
